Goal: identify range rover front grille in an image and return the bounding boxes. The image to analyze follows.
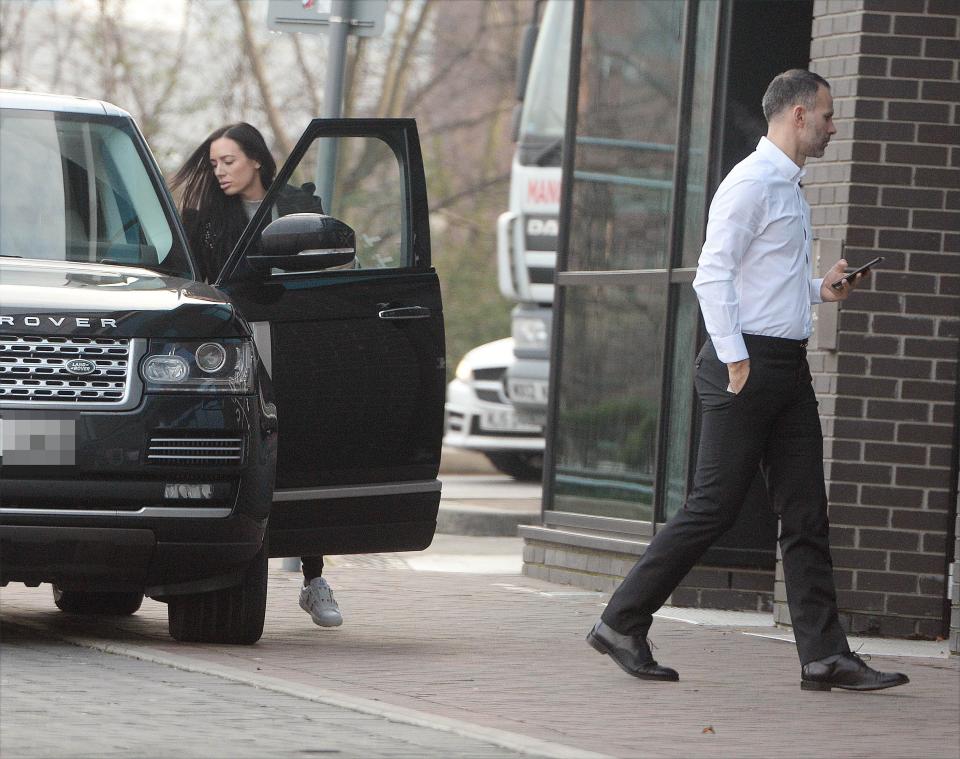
[0,335,131,404]
[147,433,245,465]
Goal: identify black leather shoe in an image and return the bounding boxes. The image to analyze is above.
[801,652,909,692]
[586,621,679,681]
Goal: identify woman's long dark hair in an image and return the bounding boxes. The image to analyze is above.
[170,123,276,279]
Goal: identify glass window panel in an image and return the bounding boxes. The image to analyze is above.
[661,283,699,520]
[519,0,573,145]
[0,111,186,275]
[566,0,684,272]
[680,0,721,268]
[276,136,405,269]
[550,279,666,521]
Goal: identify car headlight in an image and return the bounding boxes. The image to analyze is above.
[141,339,254,394]
[512,316,549,352]
[454,355,472,382]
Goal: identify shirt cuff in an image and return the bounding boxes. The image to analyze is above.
[811,277,825,304]
[712,333,748,364]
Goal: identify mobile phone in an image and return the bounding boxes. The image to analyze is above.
[831,256,884,290]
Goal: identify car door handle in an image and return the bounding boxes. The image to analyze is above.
[378,306,432,320]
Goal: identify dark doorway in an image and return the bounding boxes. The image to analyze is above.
[721,0,814,176]
[701,0,814,570]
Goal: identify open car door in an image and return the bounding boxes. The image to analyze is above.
[216,119,444,558]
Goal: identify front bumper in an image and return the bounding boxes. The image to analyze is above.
[0,393,276,594]
[444,377,543,454]
[504,357,550,426]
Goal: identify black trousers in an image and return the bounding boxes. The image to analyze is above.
[601,334,850,665]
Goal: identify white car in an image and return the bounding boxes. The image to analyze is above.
[444,338,545,481]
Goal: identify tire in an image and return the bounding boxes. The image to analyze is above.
[52,587,143,616]
[167,539,268,645]
[484,451,543,482]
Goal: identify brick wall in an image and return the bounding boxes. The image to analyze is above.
[951,475,959,653]
[790,0,959,639]
[521,535,774,611]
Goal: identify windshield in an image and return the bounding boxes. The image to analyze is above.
[0,110,191,277]
[517,0,573,166]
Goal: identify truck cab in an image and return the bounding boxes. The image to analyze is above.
[497,0,572,428]
[0,91,445,644]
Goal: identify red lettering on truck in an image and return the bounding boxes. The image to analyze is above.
[526,178,561,205]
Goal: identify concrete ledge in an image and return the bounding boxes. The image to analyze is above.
[437,502,539,537]
[519,524,650,555]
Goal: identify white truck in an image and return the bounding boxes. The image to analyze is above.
[497,0,572,428]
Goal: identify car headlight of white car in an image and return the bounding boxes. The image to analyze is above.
[455,354,473,382]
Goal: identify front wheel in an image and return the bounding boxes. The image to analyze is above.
[167,539,268,645]
[484,451,544,482]
[52,587,143,616]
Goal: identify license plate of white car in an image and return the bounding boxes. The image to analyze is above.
[480,409,523,431]
[506,378,549,404]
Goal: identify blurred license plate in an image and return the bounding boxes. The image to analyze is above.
[479,409,523,432]
[507,378,549,404]
[0,416,76,466]
[516,409,547,427]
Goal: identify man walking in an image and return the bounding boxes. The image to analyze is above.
[586,69,908,692]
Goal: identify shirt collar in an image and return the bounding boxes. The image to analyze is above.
[756,136,805,184]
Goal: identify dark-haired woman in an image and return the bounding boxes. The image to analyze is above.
[171,122,324,281]
[171,123,342,628]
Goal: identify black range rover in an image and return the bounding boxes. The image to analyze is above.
[0,91,445,644]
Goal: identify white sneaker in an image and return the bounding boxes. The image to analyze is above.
[298,577,343,627]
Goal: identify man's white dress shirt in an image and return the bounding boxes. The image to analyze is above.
[692,137,824,364]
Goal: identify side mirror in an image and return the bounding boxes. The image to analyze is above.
[248,213,357,273]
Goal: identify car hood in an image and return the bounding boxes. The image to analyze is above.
[458,337,515,371]
[0,258,248,338]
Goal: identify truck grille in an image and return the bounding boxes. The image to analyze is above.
[147,433,245,465]
[0,335,131,404]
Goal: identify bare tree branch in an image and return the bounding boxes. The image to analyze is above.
[380,0,433,117]
[0,2,32,87]
[375,0,412,118]
[342,35,366,118]
[103,0,153,126]
[420,105,514,139]
[429,171,510,214]
[136,0,196,139]
[48,4,82,92]
[290,33,323,115]
[234,0,293,156]
[400,21,487,114]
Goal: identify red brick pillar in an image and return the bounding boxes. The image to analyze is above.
[774,0,959,640]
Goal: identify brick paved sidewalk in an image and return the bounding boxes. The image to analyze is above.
[0,623,530,759]
[1,560,957,759]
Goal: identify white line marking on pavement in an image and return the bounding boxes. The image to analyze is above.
[491,583,602,598]
[404,555,523,574]
[742,631,950,659]
[6,618,613,759]
[537,591,604,598]
[653,608,774,628]
[492,583,540,593]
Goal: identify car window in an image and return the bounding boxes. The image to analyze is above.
[0,110,190,276]
[259,135,407,269]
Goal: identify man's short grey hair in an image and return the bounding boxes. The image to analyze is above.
[762,69,830,122]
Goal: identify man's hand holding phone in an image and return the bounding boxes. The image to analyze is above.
[822,256,882,301]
